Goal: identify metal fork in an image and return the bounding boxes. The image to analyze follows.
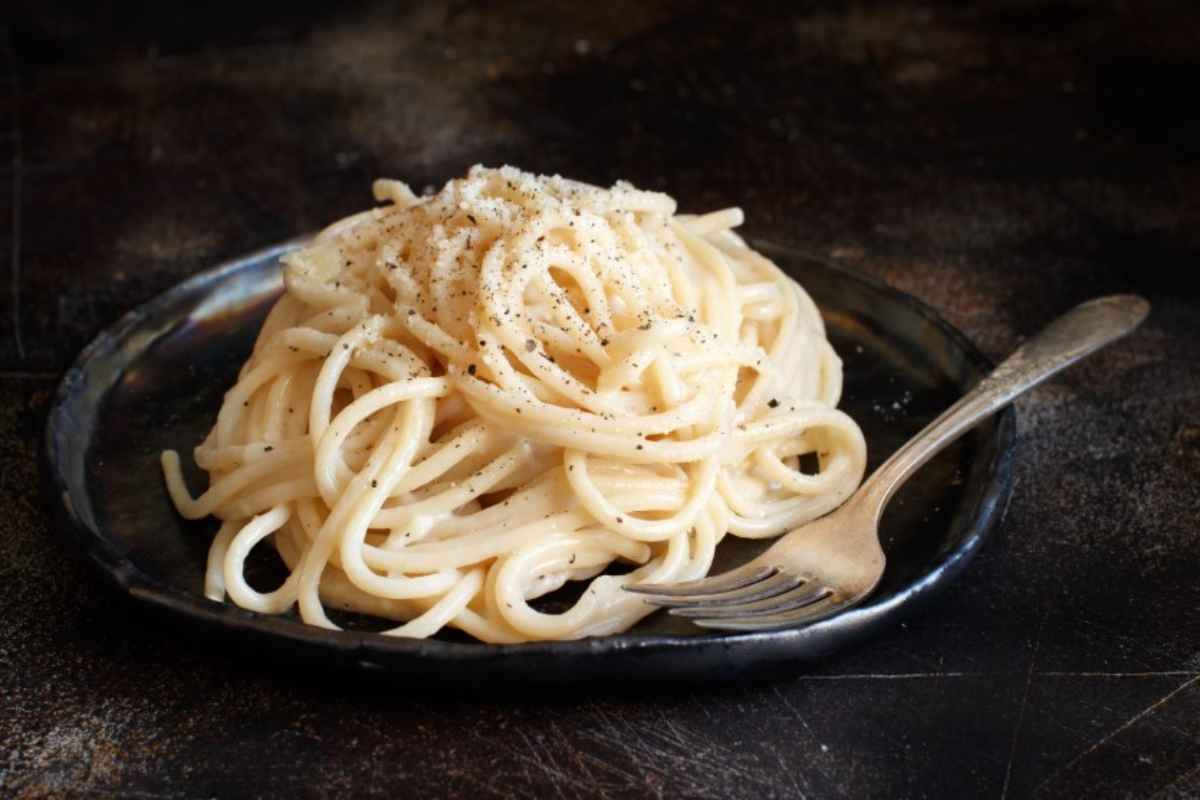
[626,294,1150,631]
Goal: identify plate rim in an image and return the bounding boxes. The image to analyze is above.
[44,238,1017,673]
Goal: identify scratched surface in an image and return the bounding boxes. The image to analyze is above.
[2,2,1199,798]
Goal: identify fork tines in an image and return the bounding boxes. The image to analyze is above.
[627,565,839,630]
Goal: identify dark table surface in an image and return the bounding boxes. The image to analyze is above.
[3,2,1198,798]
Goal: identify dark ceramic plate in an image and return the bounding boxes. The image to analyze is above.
[46,240,1015,684]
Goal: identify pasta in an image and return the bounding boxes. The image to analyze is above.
[161,165,866,642]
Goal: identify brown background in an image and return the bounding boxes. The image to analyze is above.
[2,2,1199,798]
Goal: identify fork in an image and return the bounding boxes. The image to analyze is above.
[625,294,1150,631]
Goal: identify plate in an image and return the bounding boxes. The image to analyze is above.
[46,240,1016,683]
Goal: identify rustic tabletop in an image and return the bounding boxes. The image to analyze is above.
[3,2,1198,798]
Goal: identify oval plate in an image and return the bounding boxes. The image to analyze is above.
[45,241,1015,683]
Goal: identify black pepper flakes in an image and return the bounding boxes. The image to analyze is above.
[467,364,477,376]
[768,398,780,408]
[524,339,537,352]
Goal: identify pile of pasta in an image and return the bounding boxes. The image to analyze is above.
[162,165,866,642]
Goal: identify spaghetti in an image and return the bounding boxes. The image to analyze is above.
[162,165,866,642]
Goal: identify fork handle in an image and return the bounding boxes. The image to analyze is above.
[860,294,1150,509]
